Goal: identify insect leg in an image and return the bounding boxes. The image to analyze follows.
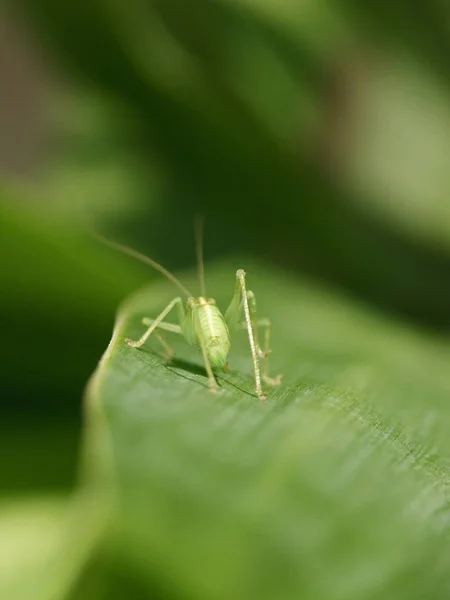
[246,291,282,386]
[141,317,183,360]
[225,271,243,332]
[237,318,282,385]
[141,317,182,334]
[228,270,265,399]
[255,319,282,385]
[185,298,219,393]
[126,297,183,348]
[153,332,174,359]
[181,298,219,392]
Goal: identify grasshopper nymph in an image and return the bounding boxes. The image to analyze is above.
[101,221,281,398]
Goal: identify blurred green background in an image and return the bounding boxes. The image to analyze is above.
[2,0,450,597]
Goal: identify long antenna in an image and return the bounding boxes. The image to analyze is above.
[194,215,206,297]
[96,234,193,298]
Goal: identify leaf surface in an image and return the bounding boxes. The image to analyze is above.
[87,264,450,599]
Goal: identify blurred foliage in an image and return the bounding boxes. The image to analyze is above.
[0,189,147,414]
[0,492,109,600]
[11,0,450,325]
[2,0,450,597]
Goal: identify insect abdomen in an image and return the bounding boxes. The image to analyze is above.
[196,301,231,369]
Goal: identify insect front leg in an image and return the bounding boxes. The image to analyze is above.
[126,296,184,349]
[141,318,182,359]
[226,270,265,399]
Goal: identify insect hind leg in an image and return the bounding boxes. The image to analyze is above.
[232,270,265,398]
[255,318,282,386]
[245,291,282,387]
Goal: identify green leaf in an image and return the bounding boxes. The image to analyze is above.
[0,493,109,600]
[86,263,450,599]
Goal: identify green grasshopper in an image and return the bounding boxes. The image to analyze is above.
[101,222,281,398]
